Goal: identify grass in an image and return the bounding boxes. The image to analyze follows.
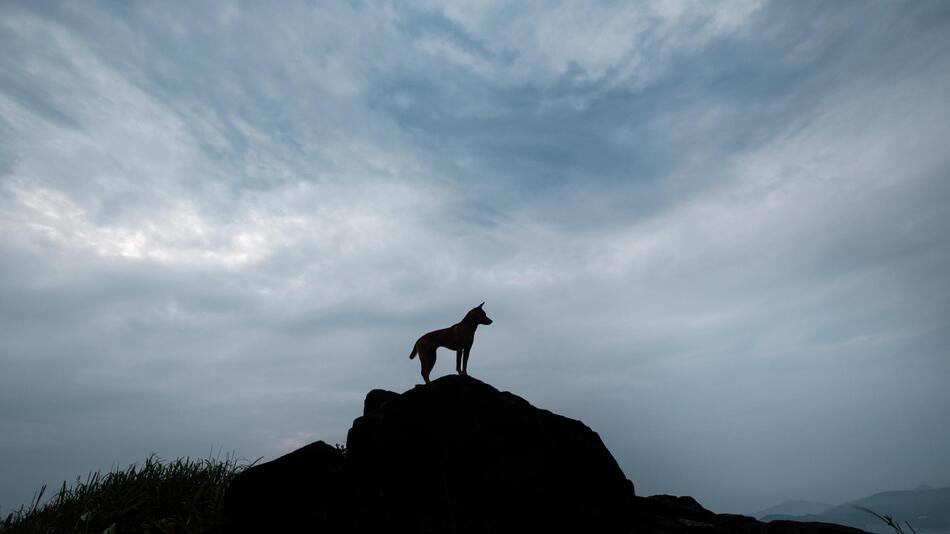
[0,454,253,534]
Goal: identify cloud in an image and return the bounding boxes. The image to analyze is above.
[411,0,765,87]
[1,0,949,516]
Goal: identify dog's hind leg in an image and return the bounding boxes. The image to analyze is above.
[420,349,436,385]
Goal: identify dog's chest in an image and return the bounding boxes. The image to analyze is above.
[447,324,475,348]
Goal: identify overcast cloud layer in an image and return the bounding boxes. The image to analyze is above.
[2,1,949,515]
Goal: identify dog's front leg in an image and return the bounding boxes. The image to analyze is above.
[462,347,470,376]
[456,348,463,375]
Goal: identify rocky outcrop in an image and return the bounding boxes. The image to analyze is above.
[346,375,635,533]
[223,375,867,533]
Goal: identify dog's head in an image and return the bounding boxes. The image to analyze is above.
[468,302,493,325]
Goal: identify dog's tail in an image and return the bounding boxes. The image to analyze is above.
[409,340,418,360]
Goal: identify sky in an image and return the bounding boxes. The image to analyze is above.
[1,0,949,516]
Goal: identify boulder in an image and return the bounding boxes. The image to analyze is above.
[345,374,635,533]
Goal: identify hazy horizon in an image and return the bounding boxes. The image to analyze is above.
[2,1,949,516]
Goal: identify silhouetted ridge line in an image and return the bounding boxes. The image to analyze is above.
[223,375,868,533]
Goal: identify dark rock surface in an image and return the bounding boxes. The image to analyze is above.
[632,495,866,533]
[347,375,635,533]
[223,375,867,533]
[223,439,345,532]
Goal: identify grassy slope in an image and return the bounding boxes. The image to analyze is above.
[0,455,250,534]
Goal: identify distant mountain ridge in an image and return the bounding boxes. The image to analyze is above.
[761,486,950,533]
[756,500,834,519]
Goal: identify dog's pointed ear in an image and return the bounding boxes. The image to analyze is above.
[478,302,484,308]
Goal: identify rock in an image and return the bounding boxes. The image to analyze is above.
[222,375,869,533]
[345,374,635,533]
[363,388,400,415]
[222,440,345,533]
[631,495,867,533]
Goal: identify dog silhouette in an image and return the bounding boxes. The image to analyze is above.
[410,303,493,384]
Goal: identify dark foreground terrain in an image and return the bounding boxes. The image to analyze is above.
[225,375,866,533]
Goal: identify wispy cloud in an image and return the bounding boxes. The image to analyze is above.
[1,0,948,515]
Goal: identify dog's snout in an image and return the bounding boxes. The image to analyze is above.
[484,317,493,325]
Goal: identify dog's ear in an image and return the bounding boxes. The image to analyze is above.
[478,302,484,308]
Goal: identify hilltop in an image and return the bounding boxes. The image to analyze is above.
[224,375,866,533]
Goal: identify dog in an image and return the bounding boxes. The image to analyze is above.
[410,303,493,384]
